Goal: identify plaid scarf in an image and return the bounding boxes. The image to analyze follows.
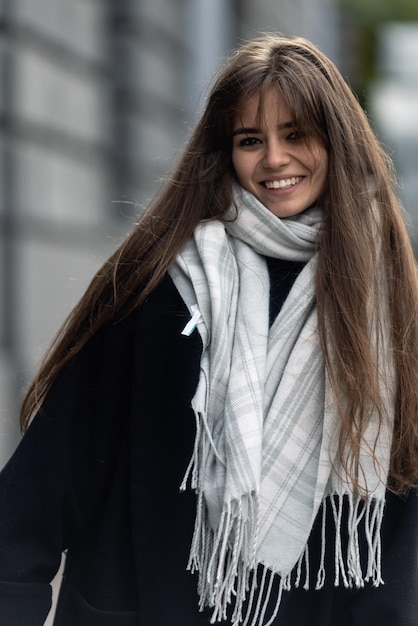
[168,186,394,626]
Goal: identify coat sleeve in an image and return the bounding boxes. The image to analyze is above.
[0,312,137,626]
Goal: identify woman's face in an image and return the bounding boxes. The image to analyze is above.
[231,89,328,218]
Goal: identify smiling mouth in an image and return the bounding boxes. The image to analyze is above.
[264,176,303,190]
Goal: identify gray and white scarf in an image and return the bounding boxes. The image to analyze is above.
[168,186,394,626]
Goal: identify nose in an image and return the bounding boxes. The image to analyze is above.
[262,140,290,169]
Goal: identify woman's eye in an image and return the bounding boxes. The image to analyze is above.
[287,130,305,141]
[238,136,261,147]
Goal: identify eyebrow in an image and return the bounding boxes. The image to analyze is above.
[232,121,295,137]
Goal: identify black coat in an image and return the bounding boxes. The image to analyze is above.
[0,266,417,626]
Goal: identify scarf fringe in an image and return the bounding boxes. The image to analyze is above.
[186,493,259,623]
[182,478,385,626]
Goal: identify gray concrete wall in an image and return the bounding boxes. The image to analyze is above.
[0,0,113,462]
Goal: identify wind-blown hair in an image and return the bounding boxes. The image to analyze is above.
[21,34,418,494]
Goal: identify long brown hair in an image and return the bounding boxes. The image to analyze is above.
[21,34,418,494]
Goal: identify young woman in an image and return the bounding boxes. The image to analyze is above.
[1,34,418,626]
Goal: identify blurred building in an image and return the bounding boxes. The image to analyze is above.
[0,0,340,463]
[369,22,418,250]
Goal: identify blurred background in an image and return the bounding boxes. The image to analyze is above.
[1,0,418,465]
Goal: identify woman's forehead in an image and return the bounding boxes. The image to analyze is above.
[234,89,294,127]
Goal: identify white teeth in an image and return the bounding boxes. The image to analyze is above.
[265,177,301,189]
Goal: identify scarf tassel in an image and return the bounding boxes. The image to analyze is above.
[329,493,385,590]
[186,494,259,624]
[182,485,385,626]
[180,409,385,626]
